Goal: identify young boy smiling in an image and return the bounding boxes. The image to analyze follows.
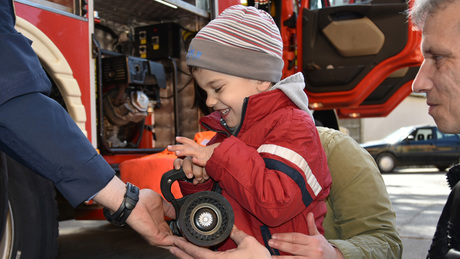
[167,5,331,255]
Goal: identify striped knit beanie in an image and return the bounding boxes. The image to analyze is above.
[186,5,284,83]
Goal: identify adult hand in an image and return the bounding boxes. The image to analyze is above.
[126,188,178,248]
[269,212,344,259]
[169,226,271,259]
[94,177,179,248]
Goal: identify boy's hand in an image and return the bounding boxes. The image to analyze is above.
[173,157,208,185]
[168,136,220,184]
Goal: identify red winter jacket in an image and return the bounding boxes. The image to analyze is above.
[179,88,331,254]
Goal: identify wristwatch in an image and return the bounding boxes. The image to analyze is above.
[103,182,139,226]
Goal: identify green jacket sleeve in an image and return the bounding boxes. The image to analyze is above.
[317,127,403,259]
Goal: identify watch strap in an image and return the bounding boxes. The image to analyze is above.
[103,182,140,226]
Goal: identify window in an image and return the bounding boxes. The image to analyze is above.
[435,128,460,140]
[438,133,459,140]
[414,128,432,141]
[21,0,86,16]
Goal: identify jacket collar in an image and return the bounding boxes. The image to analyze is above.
[200,89,296,137]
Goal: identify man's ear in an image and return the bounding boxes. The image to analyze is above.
[256,81,272,92]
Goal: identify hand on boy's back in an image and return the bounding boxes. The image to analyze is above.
[167,136,220,185]
[269,213,345,259]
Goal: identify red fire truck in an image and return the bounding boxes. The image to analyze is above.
[1,0,422,257]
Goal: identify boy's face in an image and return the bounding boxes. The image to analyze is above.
[193,68,270,128]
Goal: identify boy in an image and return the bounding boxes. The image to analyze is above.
[167,5,331,255]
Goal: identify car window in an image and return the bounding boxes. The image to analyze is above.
[384,126,414,143]
[414,128,432,141]
[434,128,460,140]
[437,132,459,140]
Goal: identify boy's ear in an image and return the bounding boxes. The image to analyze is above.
[256,81,272,92]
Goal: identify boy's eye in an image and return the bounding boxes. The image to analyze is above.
[214,87,222,93]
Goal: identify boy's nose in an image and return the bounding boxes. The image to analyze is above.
[206,96,217,108]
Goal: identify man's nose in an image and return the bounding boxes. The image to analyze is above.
[412,61,433,93]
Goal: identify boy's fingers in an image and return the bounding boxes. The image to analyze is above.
[173,159,183,170]
[176,136,198,146]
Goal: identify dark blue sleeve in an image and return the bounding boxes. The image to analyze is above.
[0,93,115,207]
[0,0,51,106]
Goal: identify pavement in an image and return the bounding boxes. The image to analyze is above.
[58,220,175,259]
[382,168,450,259]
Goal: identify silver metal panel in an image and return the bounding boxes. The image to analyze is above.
[94,0,209,26]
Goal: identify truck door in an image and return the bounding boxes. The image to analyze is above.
[298,0,423,118]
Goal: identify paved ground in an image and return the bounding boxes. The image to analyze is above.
[382,167,450,259]
[58,220,175,258]
[57,167,451,259]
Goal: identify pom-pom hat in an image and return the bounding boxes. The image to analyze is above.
[186,5,284,83]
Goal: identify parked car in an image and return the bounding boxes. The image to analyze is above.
[360,125,460,173]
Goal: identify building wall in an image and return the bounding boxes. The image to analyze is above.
[360,94,435,143]
[338,118,361,142]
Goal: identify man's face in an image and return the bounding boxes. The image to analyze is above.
[412,1,460,133]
